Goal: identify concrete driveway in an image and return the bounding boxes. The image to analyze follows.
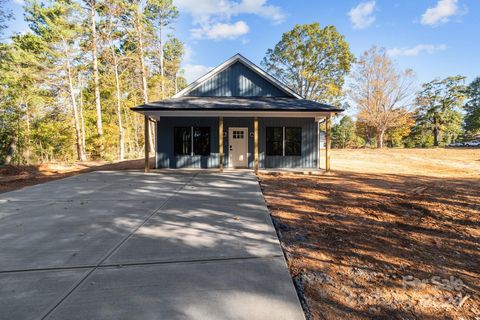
[0,170,305,320]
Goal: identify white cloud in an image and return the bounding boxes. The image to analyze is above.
[12,0,25,4]
[175,0,284,24]
[348,1,376,29]
[387,44,447,57]
[191,21,249,40]
[183,64,214,84]
[420,0,463,26]
[233,0,285,23]
[174,0,284,40]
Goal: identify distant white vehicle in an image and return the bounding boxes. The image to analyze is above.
[464,140,480,147]
[449,140,480,147]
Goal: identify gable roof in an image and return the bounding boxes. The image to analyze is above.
[174,53,302,99]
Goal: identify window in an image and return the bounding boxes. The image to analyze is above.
[266,126,302,156]
[174,126,211,156]
[174,127,191,155]
[285,127,302,156]
[193,127,210,156]
[266,127,283,155]
[232,130,244,139]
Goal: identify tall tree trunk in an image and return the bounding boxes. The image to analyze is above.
[133,111,140,155]
[159,16,164,99]
[4,138,16,165]
[175,73,178,93]
[134,8,148,105]
[134,7,153,152]
[377,129,385,148]
[123,106,132,157]
[433,126,440,147]
[65,54,87,161]
[131,91,140,156]
[25,102,31,164]
[90,0,103,143]
[79,75,86,151]
[112,51,125,161]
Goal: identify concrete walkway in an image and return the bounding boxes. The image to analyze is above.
[0,170,305,320]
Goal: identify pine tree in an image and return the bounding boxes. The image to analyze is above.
[25,0,87,161]
[145,0,178,99]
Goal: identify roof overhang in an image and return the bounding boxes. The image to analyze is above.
[134,109,338,121]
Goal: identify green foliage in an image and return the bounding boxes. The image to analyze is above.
[145,0,178,31]
[164,36,183,77]
[464,77,480,136]
[262,23,355,104]
[1,0,184,164]
[384,113,414,147]
[414,76,466,146]
[332,116,358,148]
[32,110,75,161]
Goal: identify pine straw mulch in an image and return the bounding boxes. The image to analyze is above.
[259,170,480,320]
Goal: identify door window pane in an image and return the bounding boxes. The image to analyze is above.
[266,127,283,156]
[193,127,210,156]
[174,127,192,155]
[233,130,244,139]
[285,127,302,156]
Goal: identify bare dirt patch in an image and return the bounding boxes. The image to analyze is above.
[0,158,151,194]
[259,148,480,320]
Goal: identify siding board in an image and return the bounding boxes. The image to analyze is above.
[187,61,289,97]
[156,117,318,169]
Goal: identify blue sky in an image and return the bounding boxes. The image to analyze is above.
[5,0,479,87]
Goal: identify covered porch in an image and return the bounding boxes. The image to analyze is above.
[138,109,334,174]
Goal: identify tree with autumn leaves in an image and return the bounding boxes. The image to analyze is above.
[0,0,185,164]
[1,14,478,164]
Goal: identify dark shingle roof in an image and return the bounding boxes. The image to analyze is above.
[131,96,342,112]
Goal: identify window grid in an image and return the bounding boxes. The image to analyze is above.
[233,130,244,139]
[266,126,301,156]
[174,126,210,156]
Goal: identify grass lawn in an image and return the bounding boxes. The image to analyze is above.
[259,148,480,320]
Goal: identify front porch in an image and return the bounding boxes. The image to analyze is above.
[141,111,333,173]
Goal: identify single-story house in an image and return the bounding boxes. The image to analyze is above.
[131,54,343,172]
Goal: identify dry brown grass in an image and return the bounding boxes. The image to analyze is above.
[259,148,480,320]
[330,148,480,177]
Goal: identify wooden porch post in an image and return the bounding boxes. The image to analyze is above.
[144,115,149,173]
[254,117,259,174]
[325,113,331,172]
[219,116,224,172]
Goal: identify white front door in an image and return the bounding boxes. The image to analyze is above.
[228,127,248,168]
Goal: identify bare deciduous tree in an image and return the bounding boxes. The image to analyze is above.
[349,46,415,148]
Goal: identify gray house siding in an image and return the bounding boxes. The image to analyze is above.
[156,117,220,168]
[259,118,318,169]
[187,61,290,97]
[156,117,318,169]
